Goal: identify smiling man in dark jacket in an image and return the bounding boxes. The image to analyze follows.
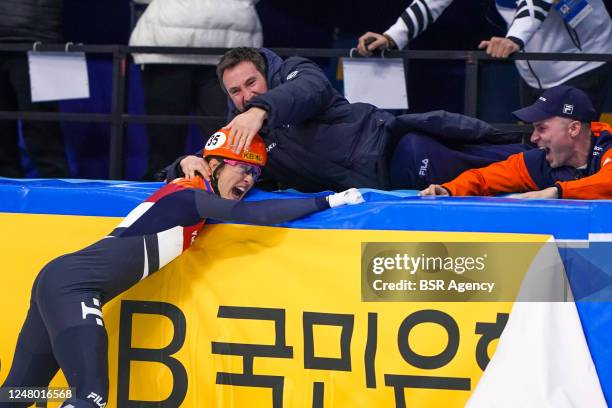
[165,47,526,192]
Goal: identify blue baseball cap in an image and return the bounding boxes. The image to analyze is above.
[513,85,597,123]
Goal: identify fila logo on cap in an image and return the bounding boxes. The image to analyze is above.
[563,104,574,115]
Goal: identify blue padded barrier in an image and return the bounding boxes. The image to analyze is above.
[3,179,612,241]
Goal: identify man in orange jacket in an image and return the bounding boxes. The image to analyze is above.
[420,85,612,200]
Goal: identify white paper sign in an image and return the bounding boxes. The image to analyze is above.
[342,58,408,109]
[28,52,90,102]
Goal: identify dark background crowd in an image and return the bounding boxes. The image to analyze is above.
[2,0,611,179]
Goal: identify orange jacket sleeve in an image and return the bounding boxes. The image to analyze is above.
[442,152,539,196]
[557,149,612,199]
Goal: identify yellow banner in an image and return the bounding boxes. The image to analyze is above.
[0,213,550,407]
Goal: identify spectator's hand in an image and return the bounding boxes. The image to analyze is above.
[357,32,388,56]
[478,37,520,58]
[419,184,450,196]
[180,155,211,180]
[226,107,267,154]
[508,187,559,199]
[327,188,365,208]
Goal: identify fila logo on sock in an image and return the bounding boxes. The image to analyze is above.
[87,392,107,408]
[81,298,104,327]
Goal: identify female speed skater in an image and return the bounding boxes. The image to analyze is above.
[0,129,364,407]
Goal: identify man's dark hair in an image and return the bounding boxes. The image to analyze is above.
[216,47,267,87]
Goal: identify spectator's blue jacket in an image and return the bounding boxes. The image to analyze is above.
[166,49,524,192]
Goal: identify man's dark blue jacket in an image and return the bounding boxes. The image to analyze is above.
[166,48,523,192]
